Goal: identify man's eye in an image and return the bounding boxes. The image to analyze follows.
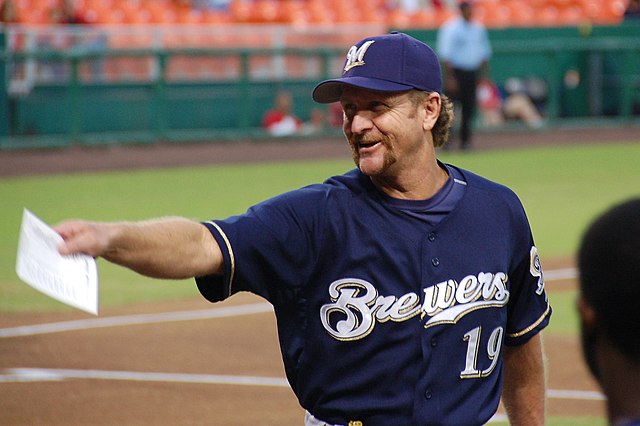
[342,105,355,117]
[369,102,387,111]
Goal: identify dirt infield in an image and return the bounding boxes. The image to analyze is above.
[3,126,636,424]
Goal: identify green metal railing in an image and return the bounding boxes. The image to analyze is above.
[2,37,639,149]
[490,36,640,120]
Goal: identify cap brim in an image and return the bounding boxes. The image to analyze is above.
[312,77,414,103]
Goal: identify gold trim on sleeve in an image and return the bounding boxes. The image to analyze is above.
[507,303,551,339]
[207,221,235,298]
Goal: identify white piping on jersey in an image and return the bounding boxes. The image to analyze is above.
[206,221,235,298]
[507,302,551,338]
[453,178,467,186]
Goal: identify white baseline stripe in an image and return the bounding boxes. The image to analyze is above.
[547,388,605,401]
[544,267,577,281]
[1,368,289,387]
[0,368,604,401]
[0,268,577,339]
[0,303,273,338]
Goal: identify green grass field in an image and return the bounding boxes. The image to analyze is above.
[1,141,639,317]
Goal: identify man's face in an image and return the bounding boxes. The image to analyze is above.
[276,93,292,112]
[460,4,473,21]
[339,87,427,178]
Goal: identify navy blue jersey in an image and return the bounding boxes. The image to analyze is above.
[196,165,551,426]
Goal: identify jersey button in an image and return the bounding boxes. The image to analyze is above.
[430,337,437,347]
[428,232,436,242]
[431,257,440,267]
[425,389,432,400]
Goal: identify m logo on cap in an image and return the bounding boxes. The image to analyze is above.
[343,40,375,73]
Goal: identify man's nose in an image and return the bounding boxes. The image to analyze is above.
[350,112,373,134]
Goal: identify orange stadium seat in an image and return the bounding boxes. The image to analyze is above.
[324,0,352,23]
[334,5,365,23]
[249,0,280,23]
[13,0,628,30]
[360,5,386,24]
[410,10,439,29]
[229,0,252,22]
[524,0,549,7]
[82,0,112,9]
[109,8,126,24]
[475,2,513,28]
[581,0,625,24]
[597,0,627,24]
[534,4,563,26]
[126,8,153,24]
[307,1,336,24]
[580,0,601,20]
[12,0,33,23]
[201,9,232,24]
[278,0,308,24]
[433,7,455,27]
[558,2,588,25]
[177,8,204,24]
[144,2,170,22]
[156,9,180,24]
[505,1,535,26]
[387,8,413,28]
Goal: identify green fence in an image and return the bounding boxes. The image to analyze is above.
[1,44,340,149]
[407,22,640,121]
[2,23,640,149]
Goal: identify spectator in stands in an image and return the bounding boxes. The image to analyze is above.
[262,91,303,136]
[437,1,491,150]
[49,0,106,81]
[51,0,89,24]
[477,79,544,129]
[624,0,640,20]
[301,107,327,135]
[386,0,431,13]
[387,0,452,13]
[431,0,457,11]
[577,197,640,426]
[192,0,231,11]
[1,0,16,23]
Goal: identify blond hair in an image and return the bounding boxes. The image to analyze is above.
[409,90,454,149]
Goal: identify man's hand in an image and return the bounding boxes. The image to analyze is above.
[55,220,117,258]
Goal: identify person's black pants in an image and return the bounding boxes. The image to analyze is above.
[452,68,479,149]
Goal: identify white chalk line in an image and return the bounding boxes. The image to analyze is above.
[0,302,273,338]
[0,367,604,402]
[0,367,289,387]
[544,267,578,281]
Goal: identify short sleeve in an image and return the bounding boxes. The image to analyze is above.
[505,223,552,345]
[195,187,327,305]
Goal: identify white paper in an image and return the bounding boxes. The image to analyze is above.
[16,209,98,315]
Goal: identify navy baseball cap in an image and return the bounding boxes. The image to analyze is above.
[312,32,442,104]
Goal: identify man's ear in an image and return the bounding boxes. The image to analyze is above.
[422,92,441,131]
[577,295,597,331]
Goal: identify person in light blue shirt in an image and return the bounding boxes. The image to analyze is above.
[436,1,491,150]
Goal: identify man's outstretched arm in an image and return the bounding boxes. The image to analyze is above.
[55,217,222,279]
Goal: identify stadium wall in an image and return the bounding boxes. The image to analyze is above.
[1,23,639,149]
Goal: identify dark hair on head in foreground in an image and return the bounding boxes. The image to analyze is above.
[578,197,640,361]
